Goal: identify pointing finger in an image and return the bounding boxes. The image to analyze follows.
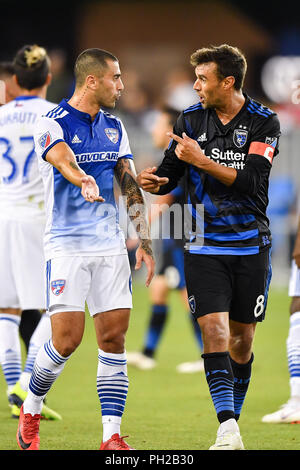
[166,132,184,144]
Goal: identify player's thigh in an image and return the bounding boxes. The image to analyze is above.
[231,249,272,323]
[86,254,132,317]
[47,256,91,316]
[0,219,19,309]
[184,253,233,319]
[13,220,46,310]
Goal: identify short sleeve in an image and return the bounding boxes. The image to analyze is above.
[34,116,65,160]
[118,120,133,160]
[248,114,281,165]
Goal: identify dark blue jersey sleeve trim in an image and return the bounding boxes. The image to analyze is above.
[41,139,65,160]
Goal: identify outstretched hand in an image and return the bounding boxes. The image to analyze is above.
[81,175,105,203]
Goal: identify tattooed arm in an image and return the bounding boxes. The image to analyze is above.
[45,141,104,202]
[115,157,155,287]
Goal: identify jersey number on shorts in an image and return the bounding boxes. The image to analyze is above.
[0,136,35,184]
[254,294,265,318]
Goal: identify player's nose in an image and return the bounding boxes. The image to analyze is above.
[193,79,201,91]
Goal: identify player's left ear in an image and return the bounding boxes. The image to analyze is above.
[223,76,235,90]
[86,74,98,90]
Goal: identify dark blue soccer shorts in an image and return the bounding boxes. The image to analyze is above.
[184,249,272,323]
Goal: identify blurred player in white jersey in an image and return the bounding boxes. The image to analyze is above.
[0,61,44,357]
[0,45,62,421]
[17,48,155,451]
[262,216,300,423]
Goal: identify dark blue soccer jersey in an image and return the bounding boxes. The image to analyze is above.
[156,94,281,255]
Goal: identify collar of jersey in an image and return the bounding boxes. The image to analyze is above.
[14,95,39,101]
[211,92,250,132]
[60,98,101,124]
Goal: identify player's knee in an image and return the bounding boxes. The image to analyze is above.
[230,330,254,361]
[53,333,82,357]
[150,276,168,303]
[100,328,127,353]
[201,322,229,351]
[290,297,300,315]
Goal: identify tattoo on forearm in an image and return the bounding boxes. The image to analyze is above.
[69,160,81,171]
[115,159,153,256]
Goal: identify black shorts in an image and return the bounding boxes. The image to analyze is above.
[184,249,272,323]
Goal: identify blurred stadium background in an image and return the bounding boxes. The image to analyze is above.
[1,0,300,450]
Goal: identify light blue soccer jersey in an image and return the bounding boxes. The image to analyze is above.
[34,99,133,260]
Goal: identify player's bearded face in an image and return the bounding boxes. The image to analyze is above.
[96,60,124,108]
[193,63,224,109]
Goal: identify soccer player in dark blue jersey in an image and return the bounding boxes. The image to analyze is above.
[137,44,280,450]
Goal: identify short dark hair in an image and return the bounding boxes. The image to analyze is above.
[0,62,15,80]
[13,45,50,90]
[74,48,118,87]
[190,44,247,90]
[160,105,180,126]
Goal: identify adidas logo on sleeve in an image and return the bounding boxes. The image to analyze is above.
[72,134,82,143]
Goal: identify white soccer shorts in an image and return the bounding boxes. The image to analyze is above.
[46,254,133,316]
[289,260,300,297]
[0,218,46,309]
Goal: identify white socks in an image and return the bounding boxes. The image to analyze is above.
[0,313,21,388]
[97,349,128,442]
[23,339,69,416]
[287,312,300,398]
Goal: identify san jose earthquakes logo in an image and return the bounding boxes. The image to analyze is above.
[39,131,51,149]
[188,295,196,314]
[233,129,248,148]
[105,128,119,144]
[51,279,66,296]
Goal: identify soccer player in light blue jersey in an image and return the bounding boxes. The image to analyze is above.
[0,46,61,422]
[17,48,155,451]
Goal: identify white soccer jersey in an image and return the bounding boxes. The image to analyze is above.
[34,99,133,260]
[0,96,56,219]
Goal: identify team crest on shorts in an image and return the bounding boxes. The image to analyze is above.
[188,295,196,314]
[39,131,51,149]
[233,128,248,148]
[51,279,66,296]
[104,128,119,144]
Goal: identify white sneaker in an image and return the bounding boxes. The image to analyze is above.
[126,352,156,370]
[209,419,245,450]
[262,398,300,423]
[176,359,204,373]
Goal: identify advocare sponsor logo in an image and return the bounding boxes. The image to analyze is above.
[203,147,246,169]
[75,152,118,163]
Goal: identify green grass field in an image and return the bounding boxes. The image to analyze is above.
[0,282,298,451]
